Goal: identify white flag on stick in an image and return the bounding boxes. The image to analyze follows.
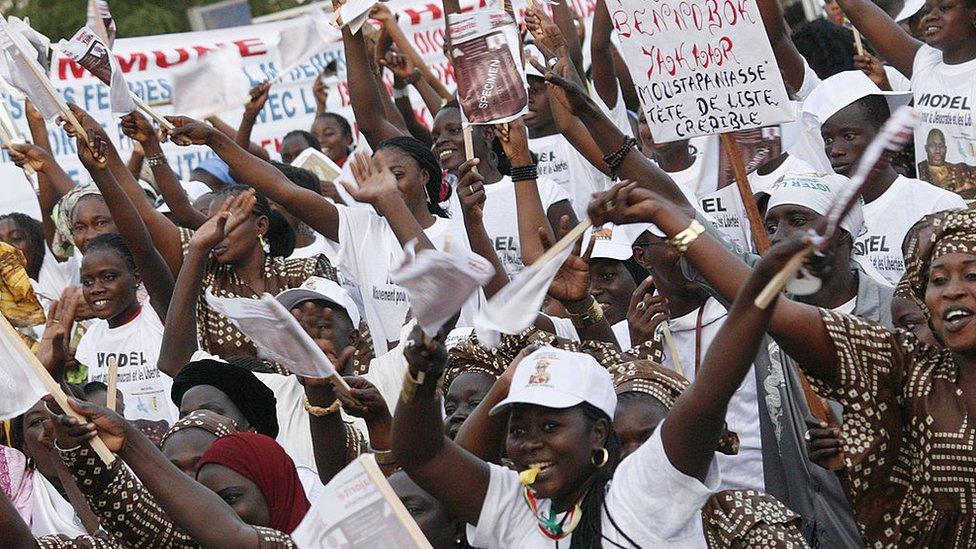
[4,17,50,71]
[474,220,590,347]
[204,289,351,391]
[86,0,116,48]
[59,26,135,115]
[277,12,337,76]
[171,47,248,118]
[0,17,63,121]
[292,454,432,548]
[391,239,494,338]
[0,320,48,420]
[332,0,379,34]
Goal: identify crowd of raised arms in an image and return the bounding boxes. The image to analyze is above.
[0,0,975,546]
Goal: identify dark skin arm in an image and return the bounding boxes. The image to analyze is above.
[755,0,806,94]
[549,0,585,78]
[0,491,41,548]
[121,112,208,230]
[589,182,838,383]
[339,376,397,476]
[664,236,805,480]
[76,128,175,321]
[156,194,254,377]
[236,82,272,156]
[205,115,271,161]
[590,0,620,109]
[835,0,921,77]
[341,14,407,148]
[392,326,491,525]
[21,101,74,251]
[7,142,74,252]
[456,158,510,297]
[167,116,342,241]
[386,52,434,146]
[53,399,264,549]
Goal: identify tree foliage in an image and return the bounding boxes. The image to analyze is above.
[10,0,308,42]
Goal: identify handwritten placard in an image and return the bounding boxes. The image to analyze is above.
[608,0,793,142]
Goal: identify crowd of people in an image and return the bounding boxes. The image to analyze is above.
[1,0,975,546]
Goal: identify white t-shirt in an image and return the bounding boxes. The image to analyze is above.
[911,45,976,191]
[660,297,763,491]
[884,65,912,93]
[448,176,570,279]
[655,136,720,199]
[34,251,78,304]
[857,175,966,284]
[529,133,610,219]
[467,425,717,548]
[335,207,480,352]
[75,303,178,425]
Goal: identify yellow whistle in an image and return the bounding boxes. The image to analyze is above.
[519,467,541,485]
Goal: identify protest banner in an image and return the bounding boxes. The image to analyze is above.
[448,9,528,125]
[170,46,250,119]
[292,454,432,548]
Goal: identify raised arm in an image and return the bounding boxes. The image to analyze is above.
[589,182,838,383]
[76,128,175,320]
[54,399,264,549]
[22,102,75,251]
[343,24,407,148]
[384,51,435,146]
[590,0,620,109]
[392,326,491,525]
[373,3,453,101]
[7,143,73,252]
[121,112,208,230]
[755,0,806,94]
[166,116,341,241]
[455,159,510,297]
[205,115,271,161]
[501,120,558,266]
[663,237,804,481]
[835,0,921,77]
[156,194,254,377]
[235,82,272,155]
[549,0,585,78]
[65,105,184,275]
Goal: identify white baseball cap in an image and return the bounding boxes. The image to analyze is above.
[801,71,911,125]
[490,347,616,419]
[756,160,866,238]
[156,180,213,214]
[524,44,545,79]
[582,223,650,261]
[275,276,360,328]
[895,0,924,22]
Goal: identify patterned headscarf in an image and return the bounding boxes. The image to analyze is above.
[51,183,102,259]
[160,409,238,447]
[902,208,973,317]
[609,359,740,455]
[0,242,44,329]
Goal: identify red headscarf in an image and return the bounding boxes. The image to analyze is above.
[197,432,310,533]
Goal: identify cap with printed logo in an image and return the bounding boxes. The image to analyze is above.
[275,276,360,328]
[490,346,616,419]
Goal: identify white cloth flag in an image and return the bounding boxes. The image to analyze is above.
[86,0,116,48]
[171,47,248,118]
[0,317,49,419]
[390,239,494,338]
[59,26,135,114]
[475,241,574,347]
[277,12,337,74]
[0,17,62,121]
[4,17,50,71]
[292,454,432,548]
[334,0,379,34]
[204,289,339,379]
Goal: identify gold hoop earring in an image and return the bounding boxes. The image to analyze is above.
[591,447,609,468]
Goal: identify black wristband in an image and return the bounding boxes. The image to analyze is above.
[602,137,637,180]
[510,164,538,182]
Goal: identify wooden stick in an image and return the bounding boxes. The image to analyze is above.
[463,125,475,161]
[360,455,433,547]
[720,133,769,253]
[797,370,846,471]
[753,247,812,309]
[131,95,174,131]
[15,44,89,145]
[534,218,592,266]
[661,324,684,378]
[105,356,117,411]
[853,28,865,56]
[329,372,352,395]
[0,314,114,465]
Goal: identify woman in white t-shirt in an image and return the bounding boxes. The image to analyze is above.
[391,242,789,548]
[836,0,976,195]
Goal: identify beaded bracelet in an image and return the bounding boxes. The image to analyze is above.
[602,137,637,179]
[510,164,539,182]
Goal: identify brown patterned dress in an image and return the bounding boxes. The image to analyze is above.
[809,309,976,548]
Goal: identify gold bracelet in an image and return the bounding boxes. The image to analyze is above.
[667,219,705,254]
[304,397,342,417]
[567,297,604,330]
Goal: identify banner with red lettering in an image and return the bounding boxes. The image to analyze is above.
[0,0,597,219]
[607,0,793,142]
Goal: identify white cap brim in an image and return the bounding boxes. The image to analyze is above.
[275,287,360,328]
[489,389,584,416]
[895,0,924,21]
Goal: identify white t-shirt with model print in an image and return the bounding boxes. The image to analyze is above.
[468,426,717,548]
[856,175,966,285]
[448,176,570,279]
[529,133,611,219]
[335,207,481,352]
[74,302,178,425]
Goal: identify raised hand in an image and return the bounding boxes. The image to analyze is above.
[627,277,669,347]
[313,73,330,111]
[853,53,893,90]
[524,5,568,60]
[6,142,52,173]
[339,376,392,423]
[382,51,420,83]
[531,52,590,113]
[77,127,110,170]
[341,151,397,205]
[403,323,448,376]
[244,81,272,119]
[189,188,255,252]
[46,396,128,453]
[588,180,662,228]
[493,119,532,165]
[165,116,217,147]
[456,158,486,222]
[120,111,159,145]
[35,299,77,380]
[545,215,593,304]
